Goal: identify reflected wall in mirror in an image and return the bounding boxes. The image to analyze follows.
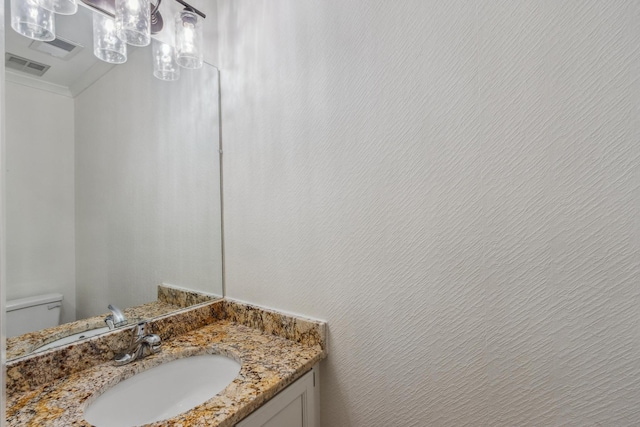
[4,4,222,360]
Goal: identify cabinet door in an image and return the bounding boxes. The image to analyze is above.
[236,365,319,427]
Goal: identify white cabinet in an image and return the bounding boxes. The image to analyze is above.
[236,364,320,427]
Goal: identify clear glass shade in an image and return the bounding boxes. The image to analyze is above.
[10,0,55,42]
[175,10,202,69]
[52,0,78,15]
[93,13,127,64]
[152,39,180,81]
[36,0,77,14]
[115,0,151,46]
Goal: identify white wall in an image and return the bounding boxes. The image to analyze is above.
[74,49,222,319]
[5,82,76,324]
[218,1,640,426]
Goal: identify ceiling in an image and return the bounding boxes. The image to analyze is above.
[4,1,121,97]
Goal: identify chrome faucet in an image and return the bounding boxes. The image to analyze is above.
[105,304,128,329]
[114,321,161,366]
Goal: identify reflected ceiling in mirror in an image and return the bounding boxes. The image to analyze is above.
[5,4,117,96]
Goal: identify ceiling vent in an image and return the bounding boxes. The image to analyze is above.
[29,36,83,60]
[5,53,51,77]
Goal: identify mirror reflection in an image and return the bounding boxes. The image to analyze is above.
[4,4,222,360]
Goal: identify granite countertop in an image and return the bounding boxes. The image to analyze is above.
[6,300,327,427]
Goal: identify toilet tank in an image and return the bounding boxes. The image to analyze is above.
[6,293,63,338]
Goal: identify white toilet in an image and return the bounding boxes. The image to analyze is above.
[6,293,63,338]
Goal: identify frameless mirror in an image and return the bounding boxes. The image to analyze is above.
[4,4,222,360]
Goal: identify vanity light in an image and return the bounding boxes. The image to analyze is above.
[10,0,56,42]
[175,8,202,69]
[115,0,151,46]
[93,12,127,64]
[10,0,205,80]
[152,39,180,80]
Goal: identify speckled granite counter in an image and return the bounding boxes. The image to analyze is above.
[6,299,327,427]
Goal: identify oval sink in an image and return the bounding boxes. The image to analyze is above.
[84,354,241,427]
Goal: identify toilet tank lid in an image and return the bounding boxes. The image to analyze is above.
[6,293,64,312]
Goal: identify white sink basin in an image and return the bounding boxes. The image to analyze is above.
[84,354,241,427]
[33,326,111,353]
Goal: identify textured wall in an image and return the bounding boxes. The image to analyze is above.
[5,82,76,324]
[74,49,222,319]
[218,1,640,426]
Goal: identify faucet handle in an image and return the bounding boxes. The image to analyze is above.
[132,321,148,341]
[104,315,115,329]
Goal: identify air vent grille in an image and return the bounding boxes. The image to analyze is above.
[27,62,47,72]
[7,56,28,67]
[46,37,77,53]
[29,36,83,60]
[5,53,50,77]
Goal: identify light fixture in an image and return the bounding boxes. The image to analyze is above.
[9,0,206,81]
[10,0,56,42]
[152,39,180,81]
[115,0,151,46]
[93,12,127,64]
[175,8,202,69]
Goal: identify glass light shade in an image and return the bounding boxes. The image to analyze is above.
[175,10,202,69]
[152,39,180,81]
[52,0,78,15]
[10,0,55,42]
[115,0,150,46]
[93,13,127,64]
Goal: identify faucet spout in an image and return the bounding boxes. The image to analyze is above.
[114,321,161,366]
[105,304,128,329]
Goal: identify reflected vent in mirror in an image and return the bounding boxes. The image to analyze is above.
[5,53,51,77]
[29,36,83,60]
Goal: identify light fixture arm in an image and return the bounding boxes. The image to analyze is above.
[150,0,162,16]
[174,0,205,18]
[80,0,205,21]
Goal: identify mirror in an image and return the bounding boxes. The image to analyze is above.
[4,4,222,360]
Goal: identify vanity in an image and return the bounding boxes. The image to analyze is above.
[5,299,327,426]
